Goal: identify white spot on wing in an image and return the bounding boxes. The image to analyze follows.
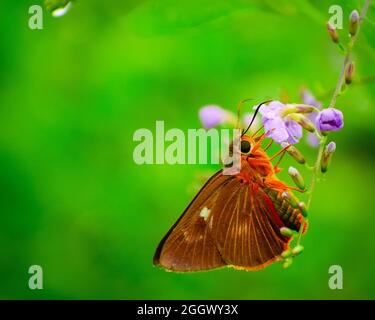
[199,207,211,221]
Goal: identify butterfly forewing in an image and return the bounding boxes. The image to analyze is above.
[153,171,234,271]
[154,170,291,272]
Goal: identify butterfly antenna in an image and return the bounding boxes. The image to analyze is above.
[236,98,255,129]
[241,99,273,137]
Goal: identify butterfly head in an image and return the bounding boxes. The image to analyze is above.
[240,134,272,165]
[238,133,276,179]
[240,135,260,157]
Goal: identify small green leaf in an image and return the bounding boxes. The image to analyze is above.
[44,0,73,17]
[292,245,304,256]
[281,250,292,259]
[282,258,293,269]
[339,83,348,95]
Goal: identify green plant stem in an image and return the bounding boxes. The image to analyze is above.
[297,0,371,246]
[297,136,326,245]
[307,136,327,207]
[317,74,375,101]
[329,0,371,108]
[310,0,371,207]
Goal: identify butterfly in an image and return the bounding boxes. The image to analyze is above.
[153,101,307,272]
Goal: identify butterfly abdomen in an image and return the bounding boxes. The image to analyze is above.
[265,189,304,232]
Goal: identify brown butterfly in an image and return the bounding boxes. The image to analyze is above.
[153,102,307,272]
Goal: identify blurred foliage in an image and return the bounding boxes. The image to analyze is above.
[44,0,71,14]
[0,0,374,299]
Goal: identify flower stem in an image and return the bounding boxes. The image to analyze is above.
[307,136,327,208]
[328,0,371,108]
[311,0,371,206]
[297,0,371,246]
[297,136,326,245]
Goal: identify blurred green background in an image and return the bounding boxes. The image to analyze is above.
[0,0,374,299]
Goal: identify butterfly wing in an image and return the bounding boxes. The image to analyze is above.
[209,177,290,270]
[153,171,292,272]
[153,171,233,271]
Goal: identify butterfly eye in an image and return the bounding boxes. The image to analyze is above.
[240,140,251,154]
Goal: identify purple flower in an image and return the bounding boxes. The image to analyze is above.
[315,108,344,132]
[199,105,227,129]
[306,133,320,147]
[257,101,302,145]
[300,89,324,147]
[301,89,322,109]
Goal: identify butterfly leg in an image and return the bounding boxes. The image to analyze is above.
[265,179,306,193]
[251,126,264,139]
[254,132,266,143]
[263,139,273,151]
[270,184,306,193]
[269,144,291,161]
[273,149,287,172]
[286,185,306,193]
[270,144,291,172]
[251,133,267,153]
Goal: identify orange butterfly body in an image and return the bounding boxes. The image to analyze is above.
[154,134,306,272]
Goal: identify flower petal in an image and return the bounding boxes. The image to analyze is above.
[257,101,285,119]
[306,132,320,147]
[285,120,302,144]
[264,117,290,144]
[301,89,322,109]
[199,105,227,129]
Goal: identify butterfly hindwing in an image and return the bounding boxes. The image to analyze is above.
[209,178,290,270]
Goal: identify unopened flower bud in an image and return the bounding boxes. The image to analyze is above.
[326,141,336,152]
[345,62,355,85]
[321,141,336,173]
[315,108,344,134]
[280,227,294,237]
[327,22,339,44]
[290,114,316,133]
[349,10,360,36]
[281,104,317,116]
[288,166,305,190]
[281,249,292,259]
[282,143,305,164]
[282,257,293,269]
[292,245,304,256]
[282,191,299,208]
[298,202,308,217]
